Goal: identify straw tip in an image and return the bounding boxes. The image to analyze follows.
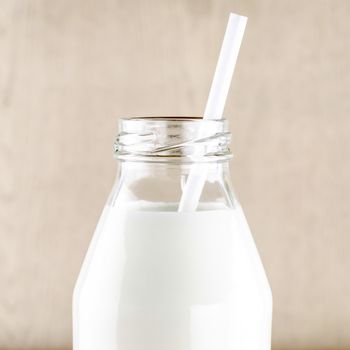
[229,12,248,22]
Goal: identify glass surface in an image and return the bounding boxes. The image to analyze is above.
[73,117,272,350]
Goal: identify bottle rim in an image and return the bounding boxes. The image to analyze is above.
[114,116,232,163]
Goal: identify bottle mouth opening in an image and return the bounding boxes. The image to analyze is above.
[124,116,202,121]
[114,116,232,163]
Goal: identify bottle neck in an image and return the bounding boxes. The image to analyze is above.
[114,117,232,163]
[107,160,235,211]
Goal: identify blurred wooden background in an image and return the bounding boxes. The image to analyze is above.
[1,0,350,349]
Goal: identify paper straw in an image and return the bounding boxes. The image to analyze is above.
[178,13,247,212]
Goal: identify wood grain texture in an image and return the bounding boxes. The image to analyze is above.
[0,0,350,348]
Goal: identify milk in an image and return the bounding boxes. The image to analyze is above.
[73,203,272,350]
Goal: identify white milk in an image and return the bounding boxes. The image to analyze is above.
[73,203,272,350]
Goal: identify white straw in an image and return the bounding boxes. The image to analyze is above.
[178,13,247,212]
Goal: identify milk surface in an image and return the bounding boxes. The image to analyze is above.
[73,203,272,350]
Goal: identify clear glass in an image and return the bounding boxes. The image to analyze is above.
[73,117,272,350]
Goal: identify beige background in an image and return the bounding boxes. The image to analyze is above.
[1,0,350,349]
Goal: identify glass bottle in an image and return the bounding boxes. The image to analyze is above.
[73,117,272,350]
